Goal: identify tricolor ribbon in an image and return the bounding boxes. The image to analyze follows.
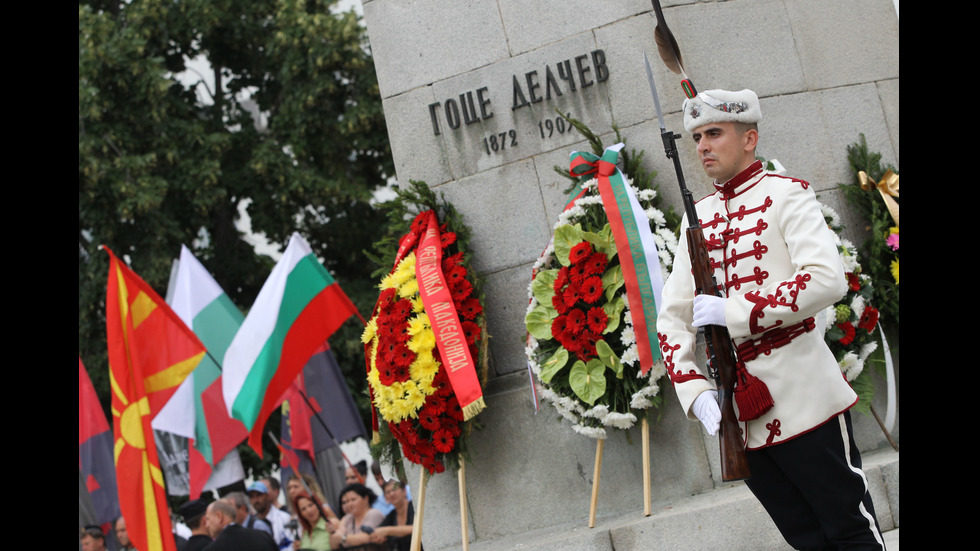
[415,211,486,420]
[569,144,665,375]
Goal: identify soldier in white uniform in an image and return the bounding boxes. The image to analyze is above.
[656,88,885,550]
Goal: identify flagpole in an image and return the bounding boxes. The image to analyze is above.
[297,387,363,481]
[268,431,333,525]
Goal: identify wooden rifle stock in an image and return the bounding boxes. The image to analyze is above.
[658,124,750,482]
[686,227,751,482]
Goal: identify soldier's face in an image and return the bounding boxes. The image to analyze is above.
[692,122,754,183]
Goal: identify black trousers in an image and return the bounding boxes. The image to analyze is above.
[744,411,885,550]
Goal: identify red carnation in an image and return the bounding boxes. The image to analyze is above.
[551,315,569,341]
[552,291,570,314]
[563,281,581,308]
[568,262,590,284]
[462,320,481,345]
[858,306,879,333]
[565,308,586,334]
[569,241,593,264]
[418,406,443,431]
[579,276,603,304]
[432,429,456,453]
[587,307,608,333]
[458,297,483,320]
[441,231,457,249]
[836,322,856,345]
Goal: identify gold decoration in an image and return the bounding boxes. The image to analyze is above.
[858,170,900,227]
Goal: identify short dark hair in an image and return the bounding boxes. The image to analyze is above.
[264,477,280,492]
[81,526,105,541]
[339,482,376,505]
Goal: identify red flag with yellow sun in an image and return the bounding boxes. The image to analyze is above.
[104,247,206,551]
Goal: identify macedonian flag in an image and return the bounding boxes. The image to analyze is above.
[104,247,206,551]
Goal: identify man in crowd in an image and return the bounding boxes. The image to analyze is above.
[115,516,137,551]
[80,526,107,551]
[203,500,277,551]
[656,87,885,549]
[179,499,212,551]
[249,480,293,549]
[224,491,274,538]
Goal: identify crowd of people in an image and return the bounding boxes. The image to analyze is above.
[80,461,418,551]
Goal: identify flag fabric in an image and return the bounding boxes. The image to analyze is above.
[104,246,206,551]
[223,232,360,454]
[153,245,248,498]
[79,357,121,526]
[281,344,366,459]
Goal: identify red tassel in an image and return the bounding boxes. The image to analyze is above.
[733,362,774,421]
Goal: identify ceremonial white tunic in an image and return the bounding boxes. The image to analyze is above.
[657,161,856,449]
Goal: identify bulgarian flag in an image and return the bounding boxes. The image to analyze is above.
[104,246,206,551]
[152,245,248,498]
[223,232,360,454]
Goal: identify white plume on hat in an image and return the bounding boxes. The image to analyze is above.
[683,89,762,133]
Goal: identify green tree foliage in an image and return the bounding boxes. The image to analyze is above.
[79,0,392,476]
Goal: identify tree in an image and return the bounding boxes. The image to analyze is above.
[79,0,392,476]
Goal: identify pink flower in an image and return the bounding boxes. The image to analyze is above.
[886,232,899,251]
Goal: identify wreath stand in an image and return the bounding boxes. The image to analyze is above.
[410,458,471,551]
[588,417,652,527]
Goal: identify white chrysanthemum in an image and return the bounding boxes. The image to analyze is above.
[621,345,639,366]
[850,294,866,321]
[630,395,652,409]
[646,208,666,226]
[822,204,841,227]
[638,189,657,201]
[582,404,610,420]
[839,351,862,381]
[859,341,879,361]
[572,424,607,439]
[620,325,636,347]
[604,411,637,429]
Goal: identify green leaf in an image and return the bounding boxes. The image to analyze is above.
[525,304,556,340]
[569,359,607,405]
[601,264,624,303]
[602,296,626,334]
[532,269,559,306]
[539,347,570,384]
[583,224,615,258]
[553,224,585,266]
[595,339,623,379]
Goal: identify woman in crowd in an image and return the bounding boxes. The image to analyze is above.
[291,491,335,551]
[286,473,340,522]
[329,483,385,550]
[369,480,416,551]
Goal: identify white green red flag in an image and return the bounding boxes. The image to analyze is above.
[152,245,247,498]
[223,232,360,454]
[568,143,665,374]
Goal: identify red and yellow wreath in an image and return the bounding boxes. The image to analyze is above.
[363,183,488,475]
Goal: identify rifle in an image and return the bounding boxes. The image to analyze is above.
[643,52,750,482]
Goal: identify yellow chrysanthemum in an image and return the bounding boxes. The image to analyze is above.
[390,254,417,287]
[890,259,899,285]
[410,350,439,384]
[408,329,436,354]
[379,272,398,290]
[361,317,378,344]
[397,277,419,299]
[411,295,425,313]
[407,313,430,336]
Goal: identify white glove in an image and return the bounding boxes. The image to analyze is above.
[692,294,727,327]
[692,390,721,436]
